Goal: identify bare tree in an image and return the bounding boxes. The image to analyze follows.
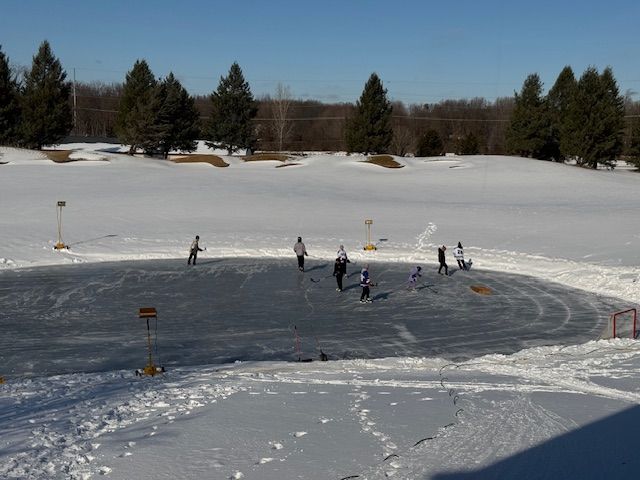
[271,83,294,151]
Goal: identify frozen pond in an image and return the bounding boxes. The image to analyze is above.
[0,258,621,377]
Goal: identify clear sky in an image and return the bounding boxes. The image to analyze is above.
[1,0,639,105]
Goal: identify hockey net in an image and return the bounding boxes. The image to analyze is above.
[606,308,637,339]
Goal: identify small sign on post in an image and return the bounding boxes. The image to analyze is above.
[364,219,376,250]
[54,201,67,250]
[136,307,165,376]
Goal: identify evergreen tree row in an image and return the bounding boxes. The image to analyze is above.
[0,41,72,149]
[506,66,626,169]
[115,60,257,157]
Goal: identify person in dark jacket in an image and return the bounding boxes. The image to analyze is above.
[333,256,346,291]
[438,245,448,275]
[336,245,350,277]
[188,235,204,265]
[293,236,308,271]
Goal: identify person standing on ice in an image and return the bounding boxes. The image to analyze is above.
[407,265,422,290]
[453,242,467,270]
[336,244,350,277]
[333,256,346,291]
[360,265,373,303]
[188,235,204,265]
[438,245,449,275]
[293,236,308,272]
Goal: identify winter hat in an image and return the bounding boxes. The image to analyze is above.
[297,236,302,242]
[457,242,462,248]
[196,235,199,240]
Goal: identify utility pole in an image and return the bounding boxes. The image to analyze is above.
[72,68,77,133]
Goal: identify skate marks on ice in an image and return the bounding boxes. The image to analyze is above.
[0,257,623,376]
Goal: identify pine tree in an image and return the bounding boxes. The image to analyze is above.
[116,60,158,154]
[345,73,393,154]
[155,73,200,158]
[596,67,625,168]
[563,67,625,169]
[547,66,576,162]
[205,62,257,155]
[415,129,443,157]
[626,117,640,169]
[505,73,550,159]
[458,132,480,155]
[20,41,72,149]
[0,45,21,145]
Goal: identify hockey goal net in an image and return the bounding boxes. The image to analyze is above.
[607,308,637,339]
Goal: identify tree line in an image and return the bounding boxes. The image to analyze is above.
[1,40,639,168]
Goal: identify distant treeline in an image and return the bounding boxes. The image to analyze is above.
[72,81,515,155]
[1,41,639,168]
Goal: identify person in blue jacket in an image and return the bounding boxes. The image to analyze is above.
[360,265,373,303]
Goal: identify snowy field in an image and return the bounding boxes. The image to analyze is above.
[1,145,639,479]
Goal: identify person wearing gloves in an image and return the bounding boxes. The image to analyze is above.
[293,236,308,272]
[407,265,422,290]
[360,264,373,303]
[438,245,449,275]
[188,235,205,265]
[453,241,467,270]
[336,244,351,277]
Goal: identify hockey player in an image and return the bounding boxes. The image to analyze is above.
[188,235,204,265]
[407,265,422,290]
[336,244,350,277]
[438,245,449,275]
[453,242,467,270]
[333,256,346,291]
[293,236,308,271]
[360,265,373,303]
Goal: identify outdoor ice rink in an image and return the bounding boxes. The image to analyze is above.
[0,258,622,377]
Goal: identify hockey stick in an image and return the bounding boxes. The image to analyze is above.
[423,283,438,294]
[310,274,334,283]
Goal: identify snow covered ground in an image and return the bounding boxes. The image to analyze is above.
[1,145,639,479]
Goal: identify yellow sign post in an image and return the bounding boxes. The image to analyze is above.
[136,307,165,376]
[54,201,67,250]
[364,219,377,251]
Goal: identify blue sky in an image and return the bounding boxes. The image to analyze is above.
[2,0,639,104]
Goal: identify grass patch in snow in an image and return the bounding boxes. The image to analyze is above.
[172,154,229,167]
[365,155,404,168]
[243,153,291,162]
[44,150,73,162]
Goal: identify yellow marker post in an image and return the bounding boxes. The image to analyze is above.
[137,307,164,376]
[364,219,377,251]
[54,200,67,250]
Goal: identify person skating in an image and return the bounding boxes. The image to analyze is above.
[407,265,422,290]
[438,245,449,275]
[453,241,467,270]
[188,235,204,265]
[333,256,346,291]
[293,236,308,271]
[336,244,350,277]
[360,265,373,303]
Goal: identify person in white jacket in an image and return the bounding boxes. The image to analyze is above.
[293,236,308,271]
[407,266,422,290]
[453,241,467,270]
